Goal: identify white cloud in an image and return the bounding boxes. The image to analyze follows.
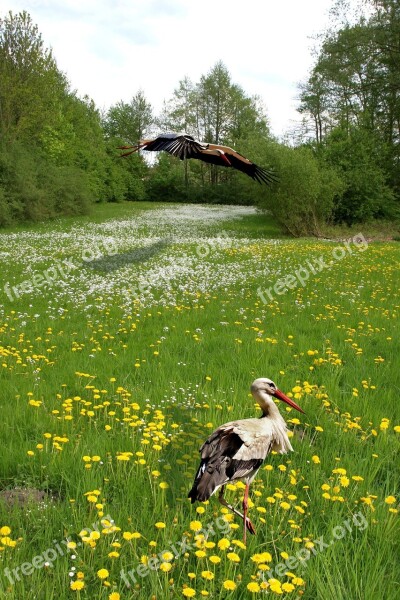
[5,0,335,136]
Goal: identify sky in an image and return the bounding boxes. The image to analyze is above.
[5,0,337,137]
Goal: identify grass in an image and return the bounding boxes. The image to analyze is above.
[0,202,399,599]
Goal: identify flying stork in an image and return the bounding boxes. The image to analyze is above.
[119,133,276,185]
[188,377,304,543]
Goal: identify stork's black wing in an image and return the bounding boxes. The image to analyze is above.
[188,428,263,503]
[143,133,207,159]
[188,147,277,185]
[226,153,278,185]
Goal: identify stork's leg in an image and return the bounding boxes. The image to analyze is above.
[218,486,256,538]
[242,483,256,543]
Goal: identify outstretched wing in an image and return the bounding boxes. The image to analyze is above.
[225,152,278,185]
[142,133,207,159]
[119,133,207,158]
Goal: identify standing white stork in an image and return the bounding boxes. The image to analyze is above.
[188,377,304,543]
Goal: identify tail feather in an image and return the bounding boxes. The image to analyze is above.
[188,469,221,503]
[188,458,228,503]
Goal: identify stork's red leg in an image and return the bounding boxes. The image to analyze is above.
[242,483,256,543]
[218,485,256,539]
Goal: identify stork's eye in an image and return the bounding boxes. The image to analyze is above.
[268,382,276,389]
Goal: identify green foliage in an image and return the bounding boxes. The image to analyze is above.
[0,142,93,225]
[145,154,187,202]
[0,11,67,143]
[298,0,400,208]
[103,90,153,144]
[0,11,113,223]
[259,143,344,236]
[319,125,397,224]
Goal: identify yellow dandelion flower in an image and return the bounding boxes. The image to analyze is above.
[70,581,85,591]
[232,539,246,550]
[190,521,202,531]
[0,526,11,536]
[292,576,305,585]
[247,582,260,592]
[160,562,172,572]
[97,568,109,580]
[195,550,206,558]
[209,555,221,564]
[109,593,120,600]
[182,587,196,597]
[161,551,174,561]
[332,467,346,475]
[155,522,166,529]
[223,579,237,590]
[269,579,283,594]
[385,496,396,505]
[227,552,240,563]
[201,570,214,580]
[282,582,295,592]
[217,538,230,550]
[312,455,320,464]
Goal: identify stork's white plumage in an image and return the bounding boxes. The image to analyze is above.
[188,377,304,543]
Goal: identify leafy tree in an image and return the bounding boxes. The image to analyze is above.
[159,61,273,194]
[0,11,66,142]
[104,90,153,143]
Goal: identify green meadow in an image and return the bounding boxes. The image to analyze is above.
[0,203,399,599]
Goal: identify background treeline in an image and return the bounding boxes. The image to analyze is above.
[0,1,399,235]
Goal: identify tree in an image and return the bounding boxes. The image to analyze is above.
[159,62,273,193]
[104,90,153,143]
[0,11,66,142]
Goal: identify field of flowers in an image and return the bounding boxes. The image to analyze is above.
[0,202,399,600]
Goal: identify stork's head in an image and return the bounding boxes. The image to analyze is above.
[251,377,305,414]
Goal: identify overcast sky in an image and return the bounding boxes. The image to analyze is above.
[5,0,338,137]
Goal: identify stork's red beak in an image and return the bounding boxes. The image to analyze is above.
[273,389,305,414]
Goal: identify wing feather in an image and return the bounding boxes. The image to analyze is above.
[143,134,207,159]
[188,420,277,502]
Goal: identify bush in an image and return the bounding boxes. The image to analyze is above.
[0,142,93,225]
[319,125,398,225]
[258,143,344,236]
